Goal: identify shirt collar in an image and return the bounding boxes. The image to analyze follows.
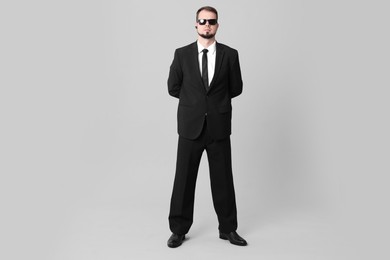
[197,40,216,54]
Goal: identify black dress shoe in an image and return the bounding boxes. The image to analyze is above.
[219,231,247,246]
[167,233,185,248]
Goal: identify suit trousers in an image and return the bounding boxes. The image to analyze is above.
[169,120,238,235]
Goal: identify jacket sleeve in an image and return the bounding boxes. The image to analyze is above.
[167,49,183,98]
[229,51,243,98]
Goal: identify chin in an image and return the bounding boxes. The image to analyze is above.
[199,33,215,39]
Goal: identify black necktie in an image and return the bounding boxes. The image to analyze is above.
[202,49,209,90]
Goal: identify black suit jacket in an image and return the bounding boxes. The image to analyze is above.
[168,42,243,140]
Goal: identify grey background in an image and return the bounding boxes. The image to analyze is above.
[1,0,389,259]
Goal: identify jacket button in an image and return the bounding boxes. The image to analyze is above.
[205,113,208,116]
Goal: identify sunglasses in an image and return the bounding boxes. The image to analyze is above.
[197,19,218,25]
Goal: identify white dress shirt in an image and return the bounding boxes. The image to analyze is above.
[197,40,216,85]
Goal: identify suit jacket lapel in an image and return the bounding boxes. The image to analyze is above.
[209,42,225,89]
[190,42,204,88]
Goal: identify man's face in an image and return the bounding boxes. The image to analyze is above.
[196,10,219,39]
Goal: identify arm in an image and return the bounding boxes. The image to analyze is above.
[229,51,243,98]
[167,49,183,98]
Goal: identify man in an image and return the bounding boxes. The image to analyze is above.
[167,6,247,248]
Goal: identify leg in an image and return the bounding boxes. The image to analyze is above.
[206,137,238,233]
[169,135,204,235]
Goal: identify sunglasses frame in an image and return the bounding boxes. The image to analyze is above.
[197,19,218,26]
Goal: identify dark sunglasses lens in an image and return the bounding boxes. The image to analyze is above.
[198,19,206,25]
[208,19,217,25]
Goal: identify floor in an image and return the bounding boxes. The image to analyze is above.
[42,203,355,260]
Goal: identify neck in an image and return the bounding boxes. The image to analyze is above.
[198,37,216,48]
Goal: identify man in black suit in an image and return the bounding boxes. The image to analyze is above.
[167,6,247,248]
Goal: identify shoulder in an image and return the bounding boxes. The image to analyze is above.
[216,42,239,56]
[174,42,197,54]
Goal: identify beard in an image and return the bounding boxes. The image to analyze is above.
[198,31,215,39]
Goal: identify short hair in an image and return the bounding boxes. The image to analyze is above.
[196,6,218,21]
